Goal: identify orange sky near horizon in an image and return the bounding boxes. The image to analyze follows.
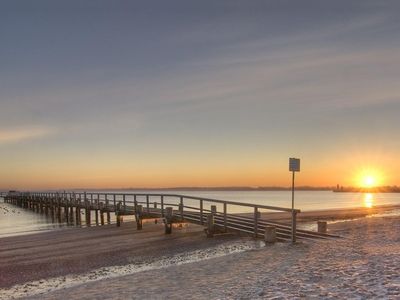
[0,147,397,190]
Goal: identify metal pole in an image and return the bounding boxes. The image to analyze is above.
[291,171,296,243]
[292,171,295,211]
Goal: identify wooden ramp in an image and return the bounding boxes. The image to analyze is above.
[2,192,339,242]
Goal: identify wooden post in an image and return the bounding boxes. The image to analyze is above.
[116,201,122,227]
[317,221,327,233]
[69,206,74,224]
[107,211,111,224]
[100,211,105,225]
[86,209,91,226]
[264,226,277,243]
[223,202,227,233]
[254,206,259,238]
[146,195,150,213]
[65,203,69,223]
[76,206,81,226]
[95,209,99,225]
[136,205,143,230]
[179,198,184,221]
[211,205,217,215]
[153,202,158,224]
[161,195,164,217]
[206,214,214,238]
[200,199,204,225]
[165,207,173,234]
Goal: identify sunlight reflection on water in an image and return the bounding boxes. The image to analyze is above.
[364,193,374,208]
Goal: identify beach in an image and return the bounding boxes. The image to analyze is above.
[0,211,399,299]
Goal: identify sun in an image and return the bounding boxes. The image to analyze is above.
[363,176,376,188]
[355,168,383,188]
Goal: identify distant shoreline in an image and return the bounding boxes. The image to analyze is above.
[3,186,400,193]
[55,186,335,192]
[333,186,400,193]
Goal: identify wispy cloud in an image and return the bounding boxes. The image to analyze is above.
[0,126,55,144]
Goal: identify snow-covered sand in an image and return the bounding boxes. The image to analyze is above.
[1,214,399,299]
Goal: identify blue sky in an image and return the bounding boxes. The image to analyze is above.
[1,1,400,189]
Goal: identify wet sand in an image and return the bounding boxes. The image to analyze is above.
[1,210,399,299]
[0,220,238,289]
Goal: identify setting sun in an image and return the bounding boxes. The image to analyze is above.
[363,176,376,188]
[355,168,384,188]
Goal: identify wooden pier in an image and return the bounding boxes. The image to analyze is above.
[1,191,338,242]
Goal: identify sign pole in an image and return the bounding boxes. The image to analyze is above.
[292,170,295,211]
[291,170,296,243]
[289,157,300,244]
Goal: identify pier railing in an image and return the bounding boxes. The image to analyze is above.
[4,191,307,242]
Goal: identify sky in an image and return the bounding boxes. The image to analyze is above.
[1,1,400,190]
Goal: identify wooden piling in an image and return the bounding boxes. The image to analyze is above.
[135,205,143,230]
[116,201,122,227]
[95,209,99,225]
[164,207,173,234]
[106,211,111,224]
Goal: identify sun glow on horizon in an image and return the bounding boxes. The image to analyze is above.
[355,168,384,188]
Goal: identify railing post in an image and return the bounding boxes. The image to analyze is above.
[200,199,204,225]
[161,195,164,217]
[180,196,184,220]
[134,195,137,211]
[291,210,297,243]
[146,195,149,213]
[223,202,227,232]
[113,194,116,209]
[254,206,258,238]
[123,194,126,211]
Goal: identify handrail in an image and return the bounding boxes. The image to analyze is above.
[4,191,308,242]
[18,191,300,213]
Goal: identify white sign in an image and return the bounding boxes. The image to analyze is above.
[289,158,300,172]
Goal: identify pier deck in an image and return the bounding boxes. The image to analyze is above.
[1,191,339,242]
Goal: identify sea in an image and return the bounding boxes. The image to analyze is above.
[1,190,399,238]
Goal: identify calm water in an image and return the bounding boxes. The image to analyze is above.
[1,191,399,238]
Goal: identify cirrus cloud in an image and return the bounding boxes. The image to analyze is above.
[0,126,55,144]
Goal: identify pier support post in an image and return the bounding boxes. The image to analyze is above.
[179,203,184,221]
[86,209,91,226]
[135,205,143,230]
[99,202,105,225]
[164,207,173,234]
[116,201,122,227]
[106,211,111,225]
[264,226,277,243]
[65,204,69,223]
[95,209,99,225]
[69,206,74,224]
[76,206,81,226]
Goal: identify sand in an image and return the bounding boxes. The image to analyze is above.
[0,210,399,299]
